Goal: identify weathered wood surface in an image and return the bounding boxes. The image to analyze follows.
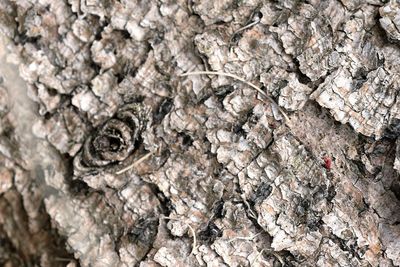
[0,0,399,266]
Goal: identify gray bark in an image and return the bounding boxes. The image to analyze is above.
[0,0,399,266]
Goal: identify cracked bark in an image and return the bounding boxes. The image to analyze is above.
[0,0,399,266]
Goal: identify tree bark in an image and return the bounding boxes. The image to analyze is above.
[0,0,399,266]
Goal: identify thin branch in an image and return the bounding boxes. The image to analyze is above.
[251,249,265,265]
[235,18,260,35]
[162,216,197,255]
[116,151,154,175]
[228,232,261,243]
[230,17,261,45]
[179,71,291,124]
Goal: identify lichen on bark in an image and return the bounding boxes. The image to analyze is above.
[0,0,399,266]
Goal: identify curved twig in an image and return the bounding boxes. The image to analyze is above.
[116,151,154,175]
[179,71,291,124]
[162,216,198,255]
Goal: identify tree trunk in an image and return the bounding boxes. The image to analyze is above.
[0,0,399,266]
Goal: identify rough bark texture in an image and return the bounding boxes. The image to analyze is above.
[0,0,400,266]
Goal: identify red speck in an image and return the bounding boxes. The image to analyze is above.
[323,156,332,170]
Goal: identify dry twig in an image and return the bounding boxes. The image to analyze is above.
[180,71,291,125]
[116,151,155,175]
[162,216,198,255]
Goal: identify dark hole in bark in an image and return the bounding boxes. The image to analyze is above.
[154,98,173,123]
[215,85,234,101]
[68,179,91,195]
[390,181,400,201]
[326,185,336,202]
[89,60,101,74]
[351,68,368,91]
[198,221,222,244]
[214,20,226,25]
[93,132,124,152]
[292,58,312,84]
[94,21,109,40]
[47,88,58,96]
[352,159,367,176]
[15,31,41,45]
[128,217,159,245]
[44,112,52,120]
[212,199,225,219]
[295,199,310,217]
[116,72,125,83]
[232,123,246,136]
[254,182,272,202]
[178,132,193,147]
[329,233,359,258]
[307,217,323,231]
[254,11,263,19]
[147,182,174,216]
[117,29,131,39]
[383,118,400,139]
